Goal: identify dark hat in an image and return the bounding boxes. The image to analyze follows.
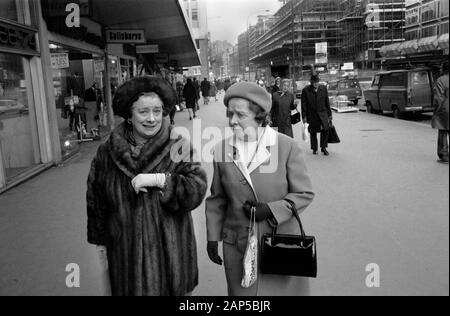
[310,74,320,82]
[224,82,272,113]
[112,76,176,119]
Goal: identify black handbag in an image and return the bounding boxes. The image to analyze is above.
[291,110,301,125]
[261,199,317,278]
[328,123,341,144]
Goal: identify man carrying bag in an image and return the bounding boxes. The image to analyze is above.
[301,74,333,156]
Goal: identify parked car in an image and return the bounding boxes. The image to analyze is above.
[364,68,436,118]
[327,77,363,105]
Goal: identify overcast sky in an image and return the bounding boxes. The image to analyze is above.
[206,0,282,44]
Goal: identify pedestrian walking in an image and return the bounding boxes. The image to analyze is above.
[432,63,449,164]
[86,76,208,296]
[271,77,281,95]
[193,78,200,110]
[210,81,218,102]
[205,82,315,296]
[183,78,198,120]
[271,79,297,138]
[301,74,333,156]
[201,78,211,105]
[224,78,232,92]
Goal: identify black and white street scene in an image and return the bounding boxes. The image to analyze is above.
[0,0,448,298]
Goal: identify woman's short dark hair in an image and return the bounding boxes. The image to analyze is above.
[248,101,270,127]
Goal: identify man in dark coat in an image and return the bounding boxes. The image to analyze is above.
[193,78,200,109]
[183,78,198,120]
[271,79,297,138]
[432,63,449,164]
[201,78,211,105]
[301,74,332,156]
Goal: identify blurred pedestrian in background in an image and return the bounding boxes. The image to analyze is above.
[183,78,198,120]
[271,79,297,138]
[432,63,449,164]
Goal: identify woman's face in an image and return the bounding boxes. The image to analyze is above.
[228,98,260,142]
[130,93,164,140]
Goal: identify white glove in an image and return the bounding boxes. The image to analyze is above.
[131,173,166,194]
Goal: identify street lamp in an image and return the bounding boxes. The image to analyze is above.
[247,9,271,82]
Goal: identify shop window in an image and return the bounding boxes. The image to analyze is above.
[0,0,30,25]
[0,52,41,182]
[50,43,107,159]
[422,25,437,38]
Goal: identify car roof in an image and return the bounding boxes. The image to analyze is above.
[376,68,431,76]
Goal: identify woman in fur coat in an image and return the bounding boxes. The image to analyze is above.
[86,76,208,296]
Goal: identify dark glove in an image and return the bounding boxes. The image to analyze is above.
[243,200,274,222]
[207,241,223,265]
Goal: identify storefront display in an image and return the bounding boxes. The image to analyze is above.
[0,52,41,182]
[50,43,106,158]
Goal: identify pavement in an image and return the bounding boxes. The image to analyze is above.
[0,94,448,296]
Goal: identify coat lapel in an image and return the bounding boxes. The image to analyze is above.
[226,127,278,196]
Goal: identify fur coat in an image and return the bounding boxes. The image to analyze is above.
[86,118,208,296]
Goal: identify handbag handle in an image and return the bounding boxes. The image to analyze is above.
[270,199,307,241]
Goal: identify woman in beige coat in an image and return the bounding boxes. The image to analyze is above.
[205,82,315,296]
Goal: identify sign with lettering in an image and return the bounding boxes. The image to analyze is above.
[0,20,38,55]
[51,53,70,69]
[154,53,169,64]
[315,42,328,65]
[94,60,105,73]
[106,29,145,44]
[136,44,159,54]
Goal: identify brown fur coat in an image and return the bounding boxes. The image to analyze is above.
[87,119,207,296]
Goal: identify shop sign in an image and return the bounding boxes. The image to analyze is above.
[315,42,328,64]
[136,44,159,54]
[51,53,70,69]
[0,20,38,55]
[106,29,145,44]
[154,53,169,64]
[94,60,105,73]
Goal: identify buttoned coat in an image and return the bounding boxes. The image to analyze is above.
[432,74,449,131]
[205,127,315,296]
[301,85,332,133]
[271,91,297,138]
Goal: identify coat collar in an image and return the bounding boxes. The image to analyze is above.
[227,126,278,176]
[107,118,182,178]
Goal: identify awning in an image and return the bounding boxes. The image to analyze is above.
[418,35,439,53]
[379,42,403,57]
[399,40,419,55]
[91,0,200,67]
[438,33,449,50]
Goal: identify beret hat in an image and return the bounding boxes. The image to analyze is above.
[112,76,177,119]
[224,82,272,113]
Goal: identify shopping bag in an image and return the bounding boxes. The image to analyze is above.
[241,207,258,288]
[302,123,310,142]
[328,123,341,144]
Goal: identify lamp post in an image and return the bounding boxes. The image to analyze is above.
[247,10,271,82]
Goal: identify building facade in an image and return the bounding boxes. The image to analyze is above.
[379,0,448,63]
[338,0,406,70]
[251,0,343,81]
[181,0,210,78]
